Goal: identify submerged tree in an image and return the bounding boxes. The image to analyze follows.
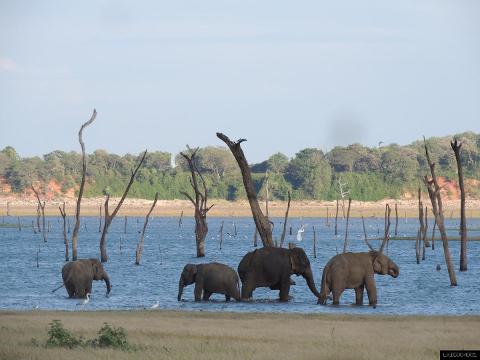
[180,147,214,257]
[217,133,274,247]
[135,192,158,265]
[423,138,457,286]
[31,185,47,242]
[451,138,467,271]
[100,150,147,262]
[72,110,96,260]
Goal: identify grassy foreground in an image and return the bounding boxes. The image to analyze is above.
[1,311,479,360]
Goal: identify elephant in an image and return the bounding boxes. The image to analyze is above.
[238,247,320,302]
[317,251,399,307]
[62,258,111,299]
[177,262,241,302]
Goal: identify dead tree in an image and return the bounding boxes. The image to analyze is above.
[219,221,224,250]
[253,227,258,247]
[418,188,424,255]
[431,219,436,250]
[451,138,467,271]
[394,203,399,236]
[180,147,213,257]
[36,204,41,232]
[217,133,274,247]
[422,206,428,260]
[31,185,47,242]
[135,192,158,265]
[98,204,102,233]
[178,210,183,228]
[312,225,317,258]
[72,109,96,260]
[423,138,457,286]
[342,198,352,253]
[100,150,147,262]
[279,190,291,248]
[334,197,339,236]
[415,229,421,264]
[59,202,69,261]
[264,170,270,219]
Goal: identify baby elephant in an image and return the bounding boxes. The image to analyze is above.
[177,262,241,302]
[318,251,399,307]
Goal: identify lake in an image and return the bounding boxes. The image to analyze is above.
[0,215,479,315]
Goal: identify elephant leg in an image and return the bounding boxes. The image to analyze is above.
[332,288,343,305]
[225,294,231,302]
[279,278,291,302]
[194,282,203,302]
[355,286,364,305]
[365,276,377,308]
[203,291,212,301]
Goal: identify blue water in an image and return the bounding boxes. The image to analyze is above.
[0,216,479,315]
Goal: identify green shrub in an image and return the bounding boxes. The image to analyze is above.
[46,320,84,349]
[94,323,130,350]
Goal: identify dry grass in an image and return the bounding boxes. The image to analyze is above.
[1,310,479,360]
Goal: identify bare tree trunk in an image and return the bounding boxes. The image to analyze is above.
[98,204,102,233]
[451,139,467,271]
[431,219,436,250]
[326,207,329,226]
[394,203,399,236]
[423,138,457,286]
[217,133,273,247]
[178,210,183,228]
[32,220,37,234]
[264,170,269,219]
[342,198,352,253]
[36,204,41,233]
[72,109,96,260]
[17,216,21,231]
[418,188,425,247]
[334,197,339,236]
[135,193,158,265]
[219,221,224,250]
[253,227,258,247]
[180,147,214,257]
[422,206,428,260]
[100,150,147,262]
[124,216,127,234]
[31,186,47,242]
[279,190,291,248]
[312,225,317,258]
[415,229,421,264]
[59,202,69,262]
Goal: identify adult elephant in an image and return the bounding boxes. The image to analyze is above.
[177,262,241,302]
[62,258,111,299]
[238,247,320,302]
[317,251,399,307]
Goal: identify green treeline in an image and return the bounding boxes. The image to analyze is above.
[1,132,479,201]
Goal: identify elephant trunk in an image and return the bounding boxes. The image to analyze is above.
[303,266,321,298]
[177,278,185,301]
[103,273,111,296]
[389,262,399,278]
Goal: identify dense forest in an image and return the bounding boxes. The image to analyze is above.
[1,132,479,201]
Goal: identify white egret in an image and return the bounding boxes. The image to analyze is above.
[151,301,159,309]
[78,293,90,307]
[297,224,306,241]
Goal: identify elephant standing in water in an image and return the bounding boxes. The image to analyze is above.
[177,263,241,302]
[62,258,111,298]
[238,247,320,302]
[318,251,399,307]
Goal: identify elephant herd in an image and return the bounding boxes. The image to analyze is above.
[62,246,399,308]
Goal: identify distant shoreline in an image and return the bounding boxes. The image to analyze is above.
[1,196,479,218]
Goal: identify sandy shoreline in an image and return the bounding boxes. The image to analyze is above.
[1,196,479,218]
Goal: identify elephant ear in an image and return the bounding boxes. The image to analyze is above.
[373,257,382,273]
[290,248,308,274]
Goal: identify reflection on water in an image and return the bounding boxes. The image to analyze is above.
[0,216,479,315]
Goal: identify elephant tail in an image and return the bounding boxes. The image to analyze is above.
[318,267,330,305]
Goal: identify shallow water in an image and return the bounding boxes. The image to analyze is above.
[0,215,479,315]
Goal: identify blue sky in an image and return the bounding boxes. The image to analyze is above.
[0,1,479,162]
